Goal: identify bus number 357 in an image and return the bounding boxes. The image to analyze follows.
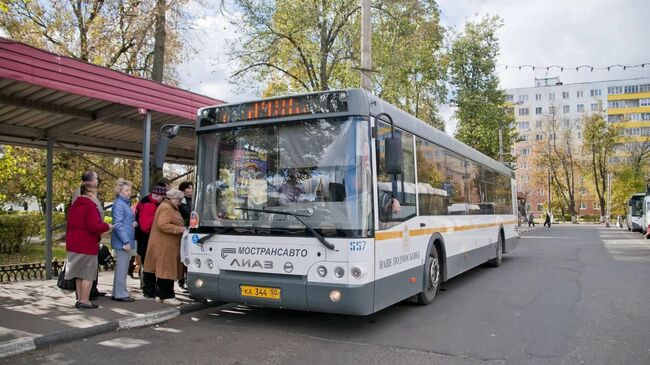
[350,241,366,251]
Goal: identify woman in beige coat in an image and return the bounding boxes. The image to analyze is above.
[143,189,185,305]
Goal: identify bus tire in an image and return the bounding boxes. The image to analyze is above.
[417,246,440,305]
[488,233,504,267]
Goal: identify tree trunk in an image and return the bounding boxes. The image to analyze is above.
[151,0,167,82]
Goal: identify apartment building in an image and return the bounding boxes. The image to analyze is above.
[507,76,650,217]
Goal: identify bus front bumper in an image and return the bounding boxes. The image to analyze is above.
[187,272,375,316]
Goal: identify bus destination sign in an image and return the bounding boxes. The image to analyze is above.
[200,91,349,126]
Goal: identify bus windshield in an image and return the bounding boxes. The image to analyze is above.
[630,195,644,217]
[195,116,372,237]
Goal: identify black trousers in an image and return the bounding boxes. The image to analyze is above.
[156,278,175,300]
[142,271,157,297]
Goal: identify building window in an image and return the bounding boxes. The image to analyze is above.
[535,107,542,115]
[576,90,584,98]
[549,93,555,101]
[640,84,650,92]
[608,115,622,123]
[624,85,639,94]
[521,148,529,156]
[591,103,602,112]
[549,106,556,114]
[580,202,587,210]
[536,134,543,141]
[640,98,650,106]
[518,108,530,116]
[608,86,623,94]
[520,134,528,141]
[507,94,514,101]
[526,203,531,212]
[590,89,602,97]
[536,120,543,128]
[577,104,584,112]
[593,201,600,210]
[563,105,570,113]
[519,95,529,102]
[537,189,544,197]
[562,91,569,99]
[535,94,542,101]
[537,203,544,212]
[642,113,650,121]
[608,101,620,108]
[518,121,530,130]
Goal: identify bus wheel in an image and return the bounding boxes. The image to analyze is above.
[417,247,440,305]
[488,234,503,267]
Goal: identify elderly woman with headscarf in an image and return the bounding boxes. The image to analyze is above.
[143,189,186,305]
[66,182,111,309]
[110,178,136,302]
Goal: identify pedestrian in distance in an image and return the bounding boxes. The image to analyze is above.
[110,178,137,302]
[544,212,551,227]
[65,182,111,309]
[70,170,107,300]
[144,189,186,305]
[135,183,167,298]
[177,181,193,291]
[528,212,536,227]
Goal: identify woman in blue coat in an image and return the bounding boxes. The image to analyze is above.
[111,178,136,302]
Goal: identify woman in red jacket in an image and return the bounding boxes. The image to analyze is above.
[66,183,111,309]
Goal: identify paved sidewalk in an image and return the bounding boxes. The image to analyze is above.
[0,270,218,359]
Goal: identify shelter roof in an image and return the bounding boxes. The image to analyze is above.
[0,37,224,163]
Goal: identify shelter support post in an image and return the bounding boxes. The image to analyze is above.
[142,111,151,196]
[45,138,54,279]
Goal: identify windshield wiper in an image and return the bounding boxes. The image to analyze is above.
[236,207,336,250]
[197,226,234,245]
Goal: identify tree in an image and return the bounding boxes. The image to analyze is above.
[582,112,622,221]
[228,0,447,128]
[0,0,190,84]
[449,15,515,161]
[0,146,27,202]
[0,146,144,214]
[533,105,582,222]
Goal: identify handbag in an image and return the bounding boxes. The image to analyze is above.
[56,261,76,291]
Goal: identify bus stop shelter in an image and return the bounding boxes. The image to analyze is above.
[0,37,224,277]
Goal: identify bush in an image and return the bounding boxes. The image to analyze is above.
[0,213,41,253]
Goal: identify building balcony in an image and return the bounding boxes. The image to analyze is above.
[607,91,650,101]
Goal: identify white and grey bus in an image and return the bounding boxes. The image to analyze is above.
[180,89,518,315]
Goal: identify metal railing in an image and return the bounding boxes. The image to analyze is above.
[0,260,63,283]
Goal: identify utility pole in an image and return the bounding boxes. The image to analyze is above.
[360,0,372,90]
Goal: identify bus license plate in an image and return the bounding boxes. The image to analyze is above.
[240,285,281,300]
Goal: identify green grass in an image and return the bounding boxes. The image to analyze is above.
[0,243,67,266]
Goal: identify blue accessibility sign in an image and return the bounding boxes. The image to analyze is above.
[192,234,200,244]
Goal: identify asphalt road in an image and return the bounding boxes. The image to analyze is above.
[9,225,650,365]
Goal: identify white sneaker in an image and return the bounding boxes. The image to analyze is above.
[155,297,162,303]
[161,298,182,305]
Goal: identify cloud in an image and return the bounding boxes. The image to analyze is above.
[439,0,650,89]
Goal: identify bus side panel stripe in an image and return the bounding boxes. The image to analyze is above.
[446,243,499,280]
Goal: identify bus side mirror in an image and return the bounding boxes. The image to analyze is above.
[154,125,183,169]
[384,136,403,175]
[154,135,172,170]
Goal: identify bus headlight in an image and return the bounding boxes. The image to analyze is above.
[334,266,344,278]
[351,267,362,278]
[194,258,201,268]
[195,278,204,288]
[317,266,327,277]
[206,259,214,269]
[329,289,342,302]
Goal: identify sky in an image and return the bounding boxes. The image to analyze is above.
[177,0,650,133]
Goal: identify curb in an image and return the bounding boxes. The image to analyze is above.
[0,300,218,359]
